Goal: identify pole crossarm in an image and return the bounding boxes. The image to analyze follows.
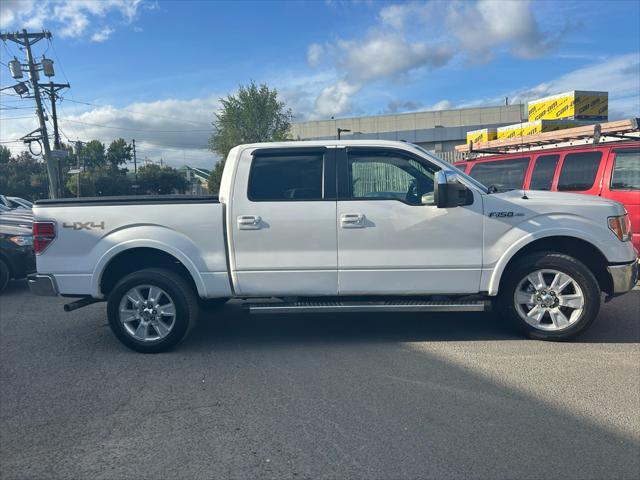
[0,31,51,46]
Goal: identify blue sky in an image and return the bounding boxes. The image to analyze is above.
[1,0,639,168]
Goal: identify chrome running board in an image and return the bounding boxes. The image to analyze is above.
[247,299,490,314]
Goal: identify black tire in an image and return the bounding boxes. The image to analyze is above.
[0,259,10,294]
[107,268,199,353]
[498,252,601,340]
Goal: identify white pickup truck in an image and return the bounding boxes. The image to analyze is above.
[29,140,637,352]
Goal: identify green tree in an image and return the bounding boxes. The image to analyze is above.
[207,81,292,193]
[65,171,96,197]
[0,151,49,200]
[106,138,132,171]
[0,146,11,164]
[137,164,187,195]
[79,140,106,171]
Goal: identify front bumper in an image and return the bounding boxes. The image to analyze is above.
[28,274,59,297]
[607,260,638,296]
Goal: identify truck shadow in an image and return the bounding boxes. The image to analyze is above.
[184,292,640,349]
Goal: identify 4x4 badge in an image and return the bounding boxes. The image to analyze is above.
[62,221,105,231]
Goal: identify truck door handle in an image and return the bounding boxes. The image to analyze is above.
[237,215,262,230]
[340,213,365,228]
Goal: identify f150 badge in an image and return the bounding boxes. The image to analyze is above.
[488,211,525,218]
[62,221,105,231]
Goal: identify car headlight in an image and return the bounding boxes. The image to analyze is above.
[608,214,632,242]
[8,235,33,247]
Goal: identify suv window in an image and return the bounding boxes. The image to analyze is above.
[347,150,436,205]
[248,152,324,201]
[529,155,559,190]
[469,158,529,191]
[557,151,602,191]
[611,150,640,190]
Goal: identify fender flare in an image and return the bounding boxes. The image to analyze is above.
[91,238,207,299]
[486,227,608,295]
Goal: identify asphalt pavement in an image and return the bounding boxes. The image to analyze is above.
[1,280,639,479]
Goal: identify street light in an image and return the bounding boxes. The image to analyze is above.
[337,128,351,140]
[13,82,29,95]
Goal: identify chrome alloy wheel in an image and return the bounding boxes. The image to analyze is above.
[514,269,585,331]
[118,285,176,342]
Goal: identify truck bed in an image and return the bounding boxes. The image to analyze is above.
[33,195,231,299]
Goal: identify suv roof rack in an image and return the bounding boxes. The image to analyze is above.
[455,118,640,158]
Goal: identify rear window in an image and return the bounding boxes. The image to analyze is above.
[557,151,602,191]
[611,150,640,190]
[469,158,530,191]
[529,155,559,191]
[248,153,324,201]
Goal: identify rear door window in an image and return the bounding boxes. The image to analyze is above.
[469,158,529,191]
[557,151,602,191]
[529,155,559,190]
[248,152,324,201]
[610,150,640,190]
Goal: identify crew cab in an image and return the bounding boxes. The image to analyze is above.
[28,140,638,352]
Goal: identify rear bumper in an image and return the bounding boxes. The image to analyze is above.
[28,274,59,296]
[607,260,638,296]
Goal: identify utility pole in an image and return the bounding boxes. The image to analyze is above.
[1,30,59,198]
[75,141,82,198]
[41,81,70,197]
[41,82,70,150]
[132,139,137,181]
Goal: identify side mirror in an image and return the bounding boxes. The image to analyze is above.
[434,171,473,208]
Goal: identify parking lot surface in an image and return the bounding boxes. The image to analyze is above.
[1,281,639,479]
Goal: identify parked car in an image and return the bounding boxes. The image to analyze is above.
[0,195,33,210]
[28,140,637,352]
[0,222,35,293]
[0,204,33,228]
[454,141,640,252]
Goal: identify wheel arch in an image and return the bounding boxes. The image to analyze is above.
[489,235,612,296]
[94,243,205,299]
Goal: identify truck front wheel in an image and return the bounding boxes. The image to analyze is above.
[106,268,199,353]
[498,252,601,340]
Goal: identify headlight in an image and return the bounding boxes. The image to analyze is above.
[8,235,33,247]
[608,214,632,242]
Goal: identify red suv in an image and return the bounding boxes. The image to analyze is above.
[454,142,640,252]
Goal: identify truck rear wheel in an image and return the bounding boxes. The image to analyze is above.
[498,252,601,340]
[106,268,199,353]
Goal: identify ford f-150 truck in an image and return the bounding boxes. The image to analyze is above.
[29,140,638,352]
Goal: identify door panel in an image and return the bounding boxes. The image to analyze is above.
[337,148,484,295]
[230,148,338,296]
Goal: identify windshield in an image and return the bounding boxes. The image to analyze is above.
[411,144,489,193]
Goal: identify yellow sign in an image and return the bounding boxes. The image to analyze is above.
[528,90,608,121]
[466,128,497,145]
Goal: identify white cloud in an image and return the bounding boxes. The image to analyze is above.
[307,43,323,67]
[447,0,551,62]
[339,34,454,82]
[0,0,144,40]
[306,0,563,118]
[91,26,115,43]
[444,53,640,119]
[314,80,360,118]
[1,95,221,168]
